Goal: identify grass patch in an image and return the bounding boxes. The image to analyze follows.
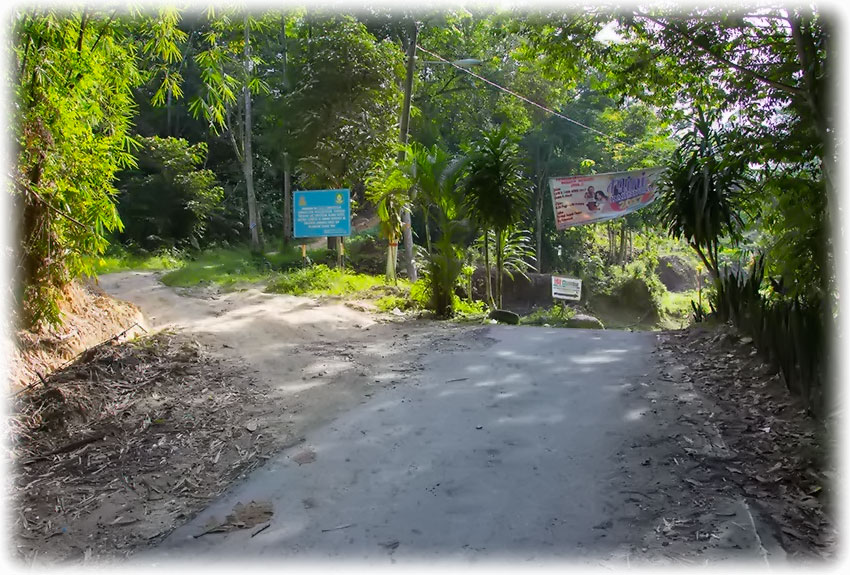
[658,290,701,330]
[519,305,577,328]
[265,264,387,297]
[90,249,183,275]
[160,246,331,289]
[376,294,412,312]
[374,280,487,319]
[454,298,488,318]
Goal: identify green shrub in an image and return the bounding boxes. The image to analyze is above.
[454,298,488,317]
[265,264,385,297]
[711,254,828,417]
[90,245,184,275]
[376,295,410,312]
[519,305,576,327]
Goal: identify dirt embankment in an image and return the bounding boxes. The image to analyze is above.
[8,279,147,392]
[9,271,471,565]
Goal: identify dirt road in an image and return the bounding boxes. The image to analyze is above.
[98,271,467,444]
[95,272,789,566]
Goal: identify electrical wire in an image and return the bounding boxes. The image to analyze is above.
[416,44,659,155]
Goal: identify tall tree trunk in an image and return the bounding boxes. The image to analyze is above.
[423,209,432,255]
[166,85,172,137]
[789,12,839,310]
[397,22,418,282]
[327,236,339,257]
[534,144,546,273]
[483,229,494,309]
[496,230,505,309]
[386,233,397,283]
[243,17,260,251]
[280,19,292,249]
[283,152,292,246]
[618,223,627,267]
[535,178,544,272]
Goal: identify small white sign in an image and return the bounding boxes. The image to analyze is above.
[552,276,582,301]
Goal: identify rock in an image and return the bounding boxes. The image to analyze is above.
[655,254,699,292]
[292,449,316,465]
[566,314,605,330]
[488,309,520,325]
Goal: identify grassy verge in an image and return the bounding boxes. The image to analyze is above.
[90,249,183,275]
[160,246,327,289]
[265,264,391,297]
[658,290,701,330]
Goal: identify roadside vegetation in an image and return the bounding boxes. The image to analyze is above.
[10,6,833,415]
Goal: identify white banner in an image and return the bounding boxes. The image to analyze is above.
[549,168,664,230]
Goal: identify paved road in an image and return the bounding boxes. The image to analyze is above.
[138,325,784,566]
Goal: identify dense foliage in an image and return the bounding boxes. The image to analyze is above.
[117,136,223,250]
[9,4,835,379]
[11,9,184,326]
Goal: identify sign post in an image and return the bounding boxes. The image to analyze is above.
[293,189,351,267]
[552,275,582,318]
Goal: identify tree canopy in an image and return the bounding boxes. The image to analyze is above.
[7,4,836,331]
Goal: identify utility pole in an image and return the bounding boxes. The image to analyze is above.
[397,20,418,282]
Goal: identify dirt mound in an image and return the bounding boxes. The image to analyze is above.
[9,279,147,392]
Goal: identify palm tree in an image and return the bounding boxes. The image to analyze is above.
[365,154,413,283]
[463,126,531,309]
[657,110,748,279]
[409,143,469,317]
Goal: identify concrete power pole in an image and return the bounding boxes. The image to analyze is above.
[397,21,418,282]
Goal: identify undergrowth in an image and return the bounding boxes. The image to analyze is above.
[265,264,387,297]
[519,305,576,327]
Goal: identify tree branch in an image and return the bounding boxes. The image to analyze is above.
[224,105,244,164]
[636,12,805,99]
[17,181,86,229]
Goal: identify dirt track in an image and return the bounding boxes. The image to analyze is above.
[98,271,470,442]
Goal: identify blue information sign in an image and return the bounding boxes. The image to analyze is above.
[293,189,351,238]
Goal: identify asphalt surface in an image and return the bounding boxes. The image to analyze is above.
[138,324,784,566]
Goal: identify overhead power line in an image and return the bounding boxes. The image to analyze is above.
[415,44,639,151]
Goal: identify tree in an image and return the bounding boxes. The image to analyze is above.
[603,6,834,302]
[366,152,413,283]
[657,112,748,279]
[408,143,468,316]
[463,125,531,309]
[256,14,404,250]
[116,136,223,249]
[11,8,185,326]
[190,10,278,252]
